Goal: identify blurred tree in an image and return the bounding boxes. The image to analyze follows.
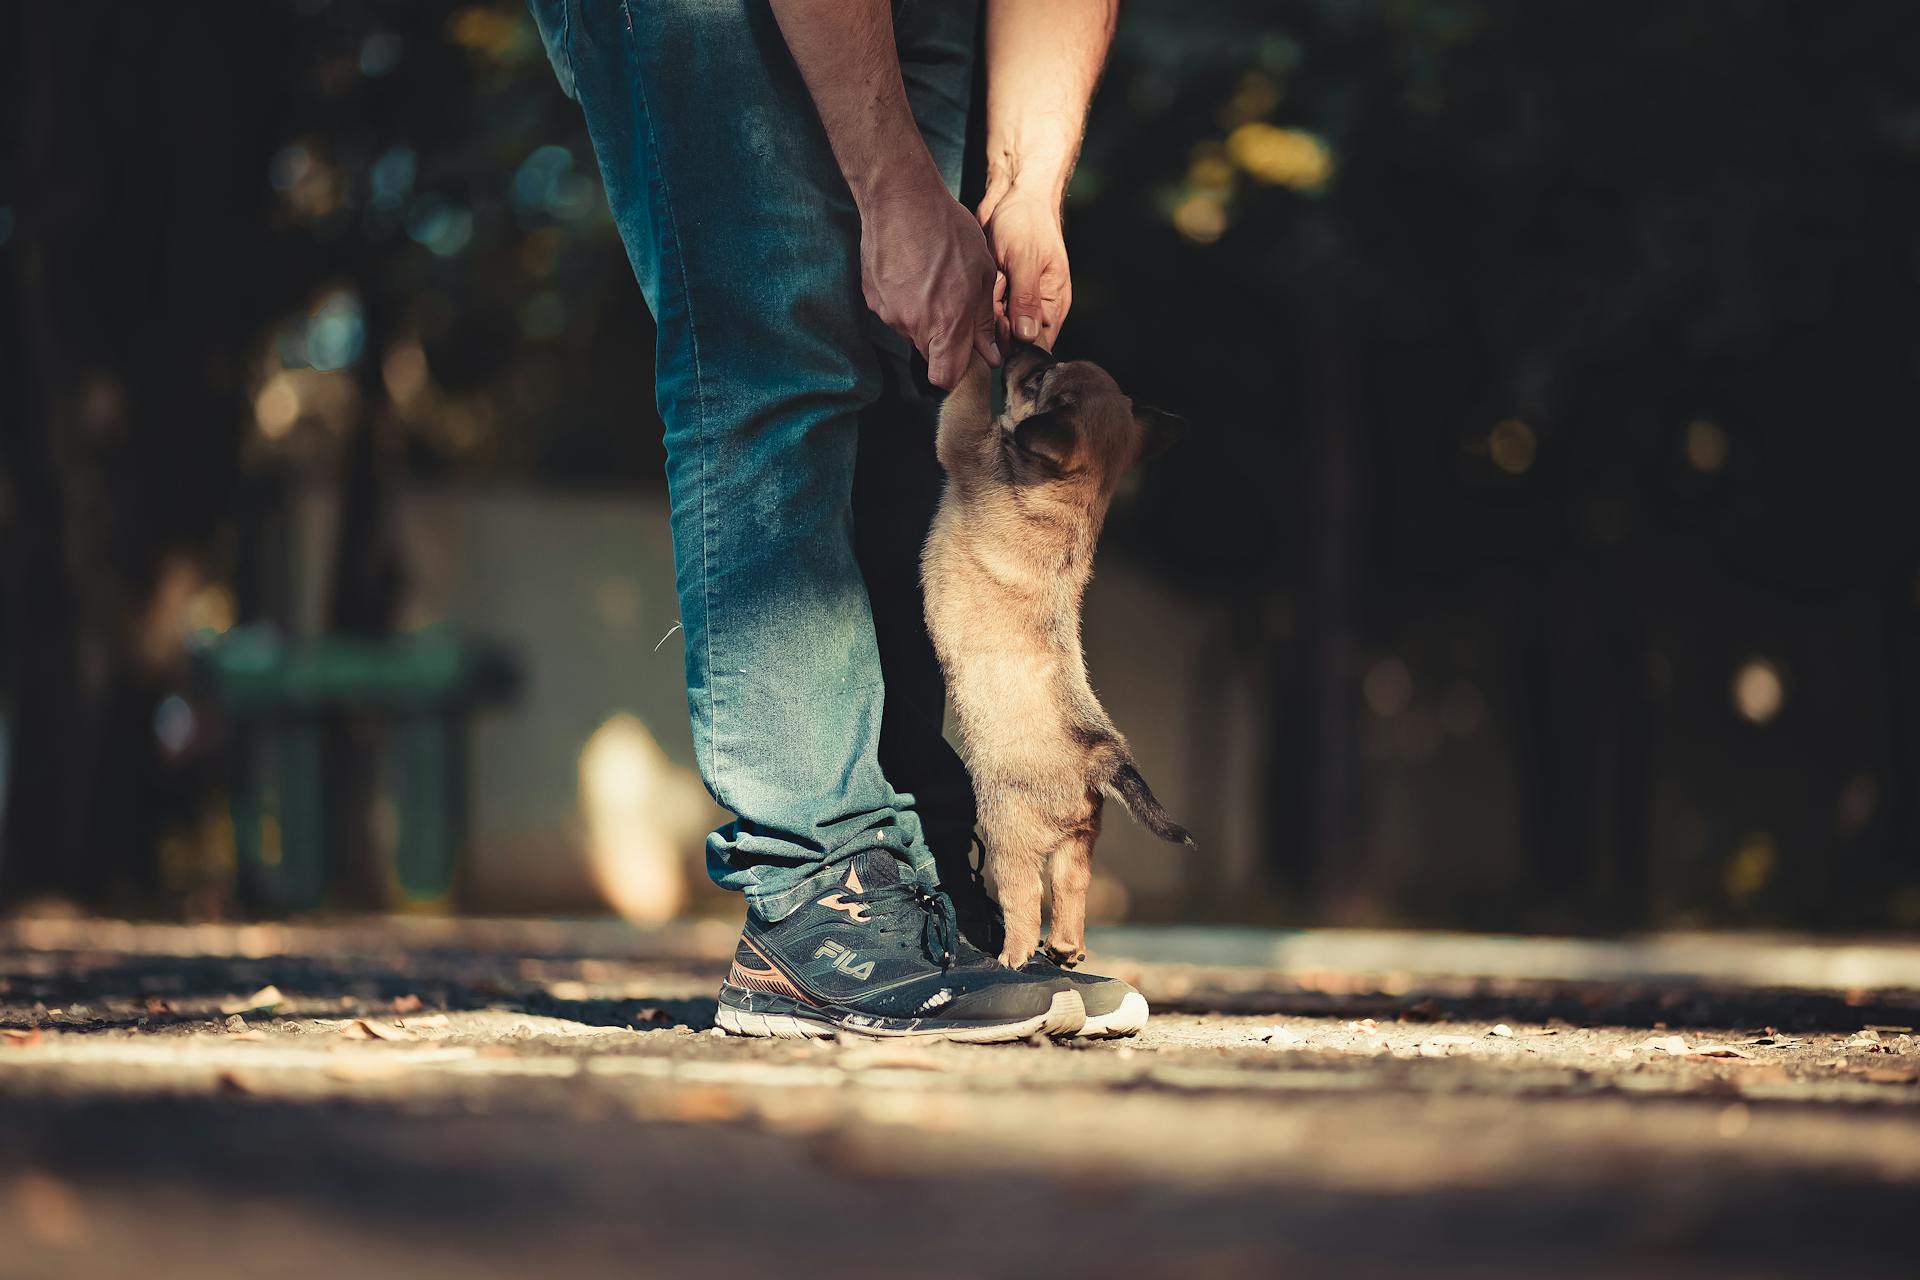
[0,1,651,908]
[1071,0,1920,927]
[0,5,292,904]
[3,0,1916,928]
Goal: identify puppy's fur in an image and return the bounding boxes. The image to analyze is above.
[922,346,1190,968]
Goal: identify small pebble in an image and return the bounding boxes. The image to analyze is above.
[224,1015,248,1034]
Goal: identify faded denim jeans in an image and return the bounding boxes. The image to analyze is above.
[527,0,981,921]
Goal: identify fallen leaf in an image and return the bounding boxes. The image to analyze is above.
[1736,1065,1791,1086]
[339,1018,418,1042]
[389,994,424,1015]
[326,1059,412,1082]
[401,1014,451,1031]
[1843,1029,1885,1051]
[10,1171,83,1247]
[669,1085,744,1123]
[1862,1067,1920,1085]
[1685,1044,1753,1060]
[840,1045,946,1071]
[1640,1035,1691,1055]
[220,985,284,1016]
[1,1028,44,1049]
[1488,1024,1514,1038]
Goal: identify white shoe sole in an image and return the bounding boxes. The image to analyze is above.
[716,989,1086,1043]
[1076,991,1149,1039]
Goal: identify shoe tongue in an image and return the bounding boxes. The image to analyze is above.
[845,846,908,894]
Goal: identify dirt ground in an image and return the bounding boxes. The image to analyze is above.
[1,917,1916,1279]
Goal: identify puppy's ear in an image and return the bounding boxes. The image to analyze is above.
[1133,404,1184,463]
[1012,408,1077,473]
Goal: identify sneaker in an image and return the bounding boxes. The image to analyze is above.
[942,838,1151,1040]
[716,848,1085,1042]
[1025,952,1151,1038]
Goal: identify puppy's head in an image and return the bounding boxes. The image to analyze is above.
[999,344,1179,497]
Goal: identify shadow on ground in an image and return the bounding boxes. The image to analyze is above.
[1,1092,1913,1279]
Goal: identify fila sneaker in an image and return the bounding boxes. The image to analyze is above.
[716,848,1085,1042]
[941,837,1151,1039]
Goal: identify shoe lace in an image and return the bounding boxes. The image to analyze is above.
[952,835,1007,954]
[863,880,959,970]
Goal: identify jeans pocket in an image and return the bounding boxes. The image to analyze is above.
[525,0,578,101]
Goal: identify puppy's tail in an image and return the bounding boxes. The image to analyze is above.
[1103,758,1194,847]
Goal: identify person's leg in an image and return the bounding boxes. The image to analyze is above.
[552,0,937,921]
[854,0,983,883]
[531,0,1101,1039]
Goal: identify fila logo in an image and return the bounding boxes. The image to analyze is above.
[815,893,871,923]
[812,938,875,981]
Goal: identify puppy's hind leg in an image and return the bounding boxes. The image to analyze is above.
[1044,805,1099,968]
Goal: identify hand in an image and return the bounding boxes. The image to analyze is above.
[977,181,1072,351]
[859,173,1001,390]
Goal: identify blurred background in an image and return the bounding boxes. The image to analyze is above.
[3,0,1917,937]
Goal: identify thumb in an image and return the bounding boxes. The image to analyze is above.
[1004,250,1046,347]
[974,292,1002,368]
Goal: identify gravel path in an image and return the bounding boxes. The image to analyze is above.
[1,918,1915,1278]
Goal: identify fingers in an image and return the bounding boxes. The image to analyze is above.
[931,267,998,387]
[1003,260,1067,350]
[995,235,1069,351]
[973,286,1002,369]
[992,271,1011,350]
[972,326,1001,369]
[926,323,970,391]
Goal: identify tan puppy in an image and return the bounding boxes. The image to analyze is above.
[922,345,1191,968]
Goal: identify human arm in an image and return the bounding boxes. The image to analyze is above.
[768,0,1000,388]
[977,0,1117,350]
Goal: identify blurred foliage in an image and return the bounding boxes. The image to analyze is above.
[239,1,654,485]
[5,0,1919,927]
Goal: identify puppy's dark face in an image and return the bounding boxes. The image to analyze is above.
[998,345,1178,496]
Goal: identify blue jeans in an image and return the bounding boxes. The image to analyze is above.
[528,0,981,921]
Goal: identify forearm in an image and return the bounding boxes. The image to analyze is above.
[983,0,1117,205]
[768,0,943,211]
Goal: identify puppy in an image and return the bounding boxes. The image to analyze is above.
[922,345,1191,968]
